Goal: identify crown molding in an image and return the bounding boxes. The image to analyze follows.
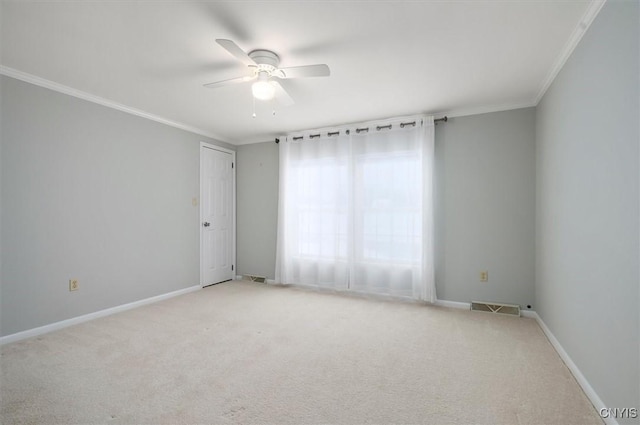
[431,100,536,121]
[533,0,606,105]
[0,65,230,143]
[2,0,606,147]
[237,101,539,147]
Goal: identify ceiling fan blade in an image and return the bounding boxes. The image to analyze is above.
[276,64,330,79]
[215,39,256,66]
[203,75,254,89]
[272,81,295,106]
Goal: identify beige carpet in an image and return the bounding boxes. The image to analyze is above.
[1,281,602,425]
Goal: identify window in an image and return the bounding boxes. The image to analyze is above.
[276,116,435,302]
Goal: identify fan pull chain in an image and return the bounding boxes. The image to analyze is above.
[252,96,256,118]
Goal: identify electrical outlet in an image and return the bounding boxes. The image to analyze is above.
[69,279,79,291]
[480,271,488,282]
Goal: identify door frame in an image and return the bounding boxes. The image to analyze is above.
[199,142,236,287]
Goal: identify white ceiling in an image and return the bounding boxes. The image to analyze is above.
[1,1,599,145]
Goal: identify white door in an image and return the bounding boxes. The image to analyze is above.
[200,144,235,286]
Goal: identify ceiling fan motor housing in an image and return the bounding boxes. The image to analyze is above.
[249,49,280,72]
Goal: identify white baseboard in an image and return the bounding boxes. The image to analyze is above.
[2,283,609,424]
[431,301,609,423]
[434,299,471,310]
[0,285,201,345]
[531,312,616,425]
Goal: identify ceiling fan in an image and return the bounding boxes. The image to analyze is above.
[204,39,330,106]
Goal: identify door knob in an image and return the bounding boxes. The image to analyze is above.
[203,222,210,227]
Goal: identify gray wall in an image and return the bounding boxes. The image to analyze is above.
[435,108,536,308]
[235,108,537,308]
[236,141,279,279]
[535,0,639,418]
[0,75,234,336]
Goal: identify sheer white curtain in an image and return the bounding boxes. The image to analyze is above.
[276,132,351,290]
[276,116,435,302]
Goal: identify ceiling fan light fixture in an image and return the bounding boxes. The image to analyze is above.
[206,39,329,107]
[252,80,275,101]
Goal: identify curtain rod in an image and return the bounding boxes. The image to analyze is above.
[275,116,448,143]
